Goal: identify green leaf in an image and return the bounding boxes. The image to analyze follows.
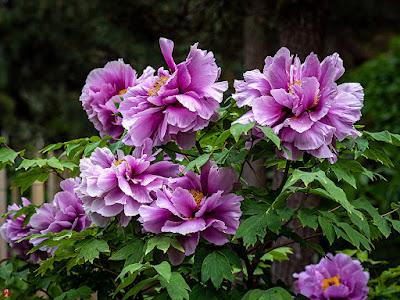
[189,284,229,300]
[230,122,255,142]
[242,287,293,300]
[185,153,211,174]
[160,272,190,300]
[352,198,391,238]
[0,263,13,280]
[234,214,268,246]
[218,245,242,269]
[201,251,234,288]
[47,156,64,170]
[154,261,171,283]
[116,263,144,281]
[146,236,184,255]
[298,209,319,230]
[213,129,231,148]
[261,247,293,262]
[76,286,94,299]
[110,239,144,261]
[77,239,109,263]
[122,278,156,300]
[0,137,6,144]
[0,147,21,164]
[330,159,364,188]
[257,125,281,149]
[265,209,282,234]
[337,223,372,250]
[318,216,336,245]
[363,141,394,167]
[390,219,400,233]
[12,168,49,193]
[84,140,101,156]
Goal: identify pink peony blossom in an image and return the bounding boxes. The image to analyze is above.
[30,178,91,254]
[293,253,369,300]
[0,198,49,263]
[139,161,243,265]
[76,139,180,227]
[233,48,364,163]
[119,38,228,150]
[80,58,154,139]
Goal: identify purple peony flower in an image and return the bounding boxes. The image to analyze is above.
[80,58,154,139]
[119,38,228,150]
[76,139,180,227]
[293,253,369,300]
[139,161,243,265]
[0,198,49,263]
[233,48,364,163]
[30,178,91,254]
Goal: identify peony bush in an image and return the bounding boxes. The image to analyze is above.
[1,38,400,299]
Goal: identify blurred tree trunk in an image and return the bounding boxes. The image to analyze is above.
[271,0,325,288]
[242,0,276,188]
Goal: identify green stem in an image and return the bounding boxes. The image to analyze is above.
[277,160,291,192]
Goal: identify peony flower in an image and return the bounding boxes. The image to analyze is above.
[139,161,243,265]
[119,38,228,150]
[233,48,364,163]
[0,198,49,263]
[30,178,91,254]
[76,139,180,227]
[80,58,154,139]
[293,253,369,300]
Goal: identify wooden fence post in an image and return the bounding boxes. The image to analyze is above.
[0,168,8,265]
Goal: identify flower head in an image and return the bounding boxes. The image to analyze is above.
[139,161,243,264]
[76,139,180,227]
[293,253,369,300]
[30,178,91,254]
[233,48,364,163]
[120,38,228,150]
[80,58,154,139]
[0,198,49,263]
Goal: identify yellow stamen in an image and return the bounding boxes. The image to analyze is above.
[288,80,301,94]
[113,158,130,171]
[322,275,341,291]
[188,189,205,208]
[148,76,169,97]
[118,89,127,96]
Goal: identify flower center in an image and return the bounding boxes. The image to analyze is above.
[118,89,127,96]
[188,189,205,208]
[113,158,130,170]
[148,76,169,97]
[321,275,341,291]
[288,80,301,95]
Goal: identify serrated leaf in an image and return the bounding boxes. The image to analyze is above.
[146,236,184,255]
[47,156,64,170]
[110,239,144,261]
[213,129,231,148]
[116,263,144,281]
[218,245,242,269]
[261,247,293,262]
[265,209,282,234]
[298,208,319,230]
[337,222,371,250]
[154,261,171,283]
[84,141,101,156]
[189,284,229,300]
[363,141,394,167]
[41,142,64,153]
[242,287,293,300]
[0,147,20,164]
[160,272,190,300]
[234,214,268,246]
[201,251,234,288]
[122,278,156,300]
[77,239,109,263]
[185,153,211,174]
[12,168,49,193]
[390,220,400,233]
[0,263,13,280]
[230,122,255,142]
[352,198,391,238]
[318,216,335,245]
[257,125,281,149]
